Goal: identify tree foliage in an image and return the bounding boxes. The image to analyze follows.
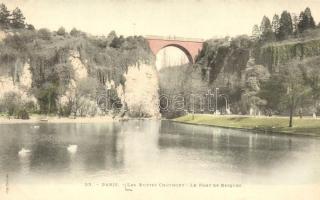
[57,27,66,36]
[0,3,10,29]
[292,14,299,36]
[272,14,280,38]
[278,11,293,40]
[37,28,52,40]
[260,16,274,42]
[70,28,81,37]
[252,24,260,40]
[254,7,317,42]
[299,57,320,116]
[298,7,316,33]
[280,61,308,127]
[11,7,25,29]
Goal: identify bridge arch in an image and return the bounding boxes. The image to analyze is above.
[158,44,194,64]
[146,36,203,65]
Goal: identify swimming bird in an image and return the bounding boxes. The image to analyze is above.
[32,125,40,129]
[67,145,78,153]
[18,148,31,156]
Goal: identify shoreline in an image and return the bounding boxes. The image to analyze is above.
[172,114,320,137]
[0,115,161,124]
[0,116,116,124]
[1,114,319,138]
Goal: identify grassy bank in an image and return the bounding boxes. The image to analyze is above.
[173,114,320,136]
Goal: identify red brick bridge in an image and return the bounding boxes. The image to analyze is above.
[146,35,204,64]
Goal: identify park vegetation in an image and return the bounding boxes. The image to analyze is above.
[165,7,320,128]
[0,3,154,119]
[0,3,319,129]
[174,114,320,136]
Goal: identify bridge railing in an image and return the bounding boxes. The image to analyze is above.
[145,35,204,42]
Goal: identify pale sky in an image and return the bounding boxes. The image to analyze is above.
[3,0,320,39]
[156,46,189,70]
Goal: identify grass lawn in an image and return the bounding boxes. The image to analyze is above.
[173,114,320,136]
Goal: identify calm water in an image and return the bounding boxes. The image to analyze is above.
[0,120,319,185]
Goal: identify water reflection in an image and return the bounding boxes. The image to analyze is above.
[0,120,319,184]
[0,123,125,180]
[158,121,318,177]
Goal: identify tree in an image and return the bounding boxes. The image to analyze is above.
[0,3,10,29]
[107,30,117,42]
[241,59,270,115]
[280,62,307,127]
[304,7,316,29]
[26,24,35,31]
[110,35,125,48]
[259,75,286,114]
[34,82,59,114]
[251,26,259,39]
[251,24,260,40]
[292,13,299,36]
[298,7,316,33]
[57,26,66,36]
[70,78,98,117]
[272,14,280,39]
[298,11,305,33]
[260,16,274,42]
[278,11,293,40]
[70,27,81,37]
[37,28,51,40]
[11,7,25,29]
[300,58,320,118]
[0,91,23,116]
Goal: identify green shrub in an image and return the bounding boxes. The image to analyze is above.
[38,28,52,40]
[16,109,29,119]
[57,27,66,36]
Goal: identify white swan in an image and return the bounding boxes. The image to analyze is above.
[18,148,31,156]
[67,145,78,153]
[32,125,40,129]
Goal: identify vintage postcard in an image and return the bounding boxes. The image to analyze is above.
[0,0,319,199]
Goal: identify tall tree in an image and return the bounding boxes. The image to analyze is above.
[298,11,305,32]
[251,24,260,40]
[298,7,316,33]
[0,3,10,29]
[11,7,25,29]
[278,11,293,40]
[280,62,307,127]
[304,7,316,28]
[260,16,274,41]
[259,75,286,113]
[272,14,280,40]
[300,59,320,118]
[292,13,299,36]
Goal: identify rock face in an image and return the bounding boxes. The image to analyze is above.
[61,51,160,118]
[255,39,320,72]
[69,50,88,80]
[123,63,160,118]
[0,31,6,42]
[0,62,37,104]
[59,50,89,106]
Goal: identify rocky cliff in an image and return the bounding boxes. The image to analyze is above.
[123,63,160,118]
[255,38,320,72]
[0,29,159,118]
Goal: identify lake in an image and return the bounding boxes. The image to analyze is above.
[0,120,319,199]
